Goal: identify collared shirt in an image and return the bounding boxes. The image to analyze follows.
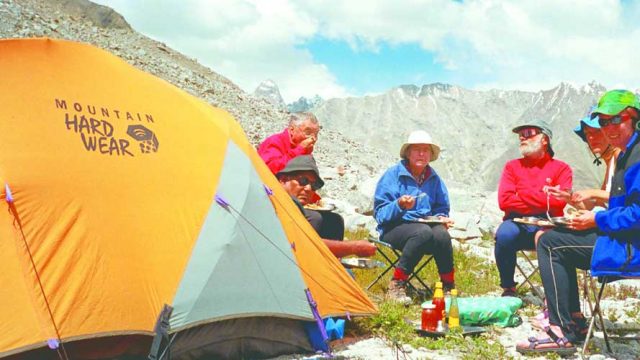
[403,162,431,186]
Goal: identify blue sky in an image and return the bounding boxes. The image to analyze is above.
[303,38,454,95]
[96,0,640,102]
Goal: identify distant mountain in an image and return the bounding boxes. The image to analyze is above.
[288,95,324,112]
[253,79,285,108]
[308,81,624,191]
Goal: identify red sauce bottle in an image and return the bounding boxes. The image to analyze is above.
[432,281,446,323]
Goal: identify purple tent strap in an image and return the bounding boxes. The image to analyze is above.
[263,184,273,196]
[47,338,59,349]
[215,193,230,210]
[305,288,329,352]
[5,183,13,203]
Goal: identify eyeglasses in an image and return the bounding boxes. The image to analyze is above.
[517,128,541,139]
[292,175,319,190]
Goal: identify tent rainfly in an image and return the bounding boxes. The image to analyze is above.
[0,38,376,360]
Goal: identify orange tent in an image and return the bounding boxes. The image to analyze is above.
[0,38,376,359]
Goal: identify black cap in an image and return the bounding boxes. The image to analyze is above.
[276,155,324,189]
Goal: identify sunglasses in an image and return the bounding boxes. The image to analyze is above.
[292,175,320,190]
[517,128,541,139]
[591,107,635,127]
[596,112,630,127]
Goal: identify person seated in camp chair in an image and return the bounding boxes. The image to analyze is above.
[374,130,455,305]
[546,109,620,211]
[276,155,376,258]
[516,90,640,356]
[495,119,572,297]
[529,107,620,334]
[258,112,320,174]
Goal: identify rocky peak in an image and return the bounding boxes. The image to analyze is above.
[287,95,324,112]
[253,79,285,109]
[418,82,456,97]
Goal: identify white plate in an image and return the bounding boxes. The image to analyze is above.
[340,258,384,269]
[303,203,336,212]
[414,217,446,224]
[514,217,554,227]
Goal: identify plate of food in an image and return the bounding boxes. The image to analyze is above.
[304,202,336,212]
[415,216,446,224]
[514,217,554,227]
[340,258,384,269]
[550,216,571,226]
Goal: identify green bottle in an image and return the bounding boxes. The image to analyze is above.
[448,288,460,329]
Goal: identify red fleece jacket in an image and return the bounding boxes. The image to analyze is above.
[498,154,572,219]
[258,128,311,174]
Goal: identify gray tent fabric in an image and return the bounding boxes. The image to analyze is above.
[169,140,313,328]
[170,317,313,360]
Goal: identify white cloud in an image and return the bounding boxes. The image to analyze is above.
[301,0,639,90]
[96,0,348,102]
[97,0,640,101]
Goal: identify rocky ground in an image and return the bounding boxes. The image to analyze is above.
[2,1,638,359]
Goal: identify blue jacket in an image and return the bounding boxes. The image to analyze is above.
[373,160,450,236]
[591,131,640,277]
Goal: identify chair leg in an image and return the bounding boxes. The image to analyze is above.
[515,261,544,300]
[366,247,398,290]
[582,280,612,354]
[365,240,434,298]
[408,256,434,297]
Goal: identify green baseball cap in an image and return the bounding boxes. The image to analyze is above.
[592,89,640,116]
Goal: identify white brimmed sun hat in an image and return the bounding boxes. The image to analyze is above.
[399,130,441,161]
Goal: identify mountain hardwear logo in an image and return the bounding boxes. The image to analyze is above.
[127,125,159,153]
[55,98,159,157]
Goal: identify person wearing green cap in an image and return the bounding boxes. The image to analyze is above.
[547,109,620,210]
[518,90,640,356]
[495,119,572,298]
[530,107,620,335]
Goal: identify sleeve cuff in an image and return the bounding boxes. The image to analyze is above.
[594,211,607,231]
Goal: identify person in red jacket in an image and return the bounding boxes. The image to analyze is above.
[495,119,572,297]
[258,112,320,174]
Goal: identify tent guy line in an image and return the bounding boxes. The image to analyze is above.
[5,184,70,360]
[222,192,352,314]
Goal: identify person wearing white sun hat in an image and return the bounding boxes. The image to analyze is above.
[374,130,455,304]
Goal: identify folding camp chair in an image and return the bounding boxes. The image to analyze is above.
[582,275,614,354]
[515,250,544,300]
[366,236,434,297]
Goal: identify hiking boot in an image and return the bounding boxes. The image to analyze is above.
[387,280,412,305]
[501,287,518,297]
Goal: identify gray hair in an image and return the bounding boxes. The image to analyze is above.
[288,112,319,127]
